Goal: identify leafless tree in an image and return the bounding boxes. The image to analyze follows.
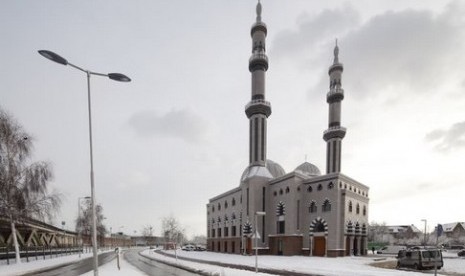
[161,215,185,246]
[141,225,154,237]
[75,200,107,245]
[368,221,388,243]
[0,108,62,264]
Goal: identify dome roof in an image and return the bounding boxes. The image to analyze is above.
[240,159,285,183]
[266,160,286,178]
[294,162,321,177]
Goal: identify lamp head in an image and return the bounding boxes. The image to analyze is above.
[38,50,68,66]
[108,73,131,82]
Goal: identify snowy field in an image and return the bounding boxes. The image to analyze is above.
[142,249,465,276]
[1,248,464,276]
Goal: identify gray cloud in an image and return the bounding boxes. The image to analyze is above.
[273,1,465,100]
[425,121,465,152]
[127,108,208,143]
[271,3,360,61]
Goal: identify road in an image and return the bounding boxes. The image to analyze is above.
[123,249,202,276]
[21,251,115,276]
[20,249,202,276]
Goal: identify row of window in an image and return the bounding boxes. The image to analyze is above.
[348,201,367,216]
[210,225,239,238]
[211,213,239,224]
[308,199,332,213]
[273,182,336,197]
[211,196,240,213]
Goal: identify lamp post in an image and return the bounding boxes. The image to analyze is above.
[254,211,266,273]
[39,50,130,276]
[421,219,427,247]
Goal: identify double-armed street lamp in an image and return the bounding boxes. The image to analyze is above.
[38,50,130,276]
[254,211,266,273]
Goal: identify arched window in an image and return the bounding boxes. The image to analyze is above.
[218,203,221,211]
[363,205,367,216]
[224,200,228,209]
[309,201,317,213]
[279,189,283,195]
[232,198,236,206]
[356,203,360,214]
[348,201,353,212]
[212,206,215,212]
[328,182,334,189]
[317,184,323,191]
[285,187,290,193]
[307,186,313,193]
[322,199,331,212]
[273,191,277,196]
[231,213,236,220]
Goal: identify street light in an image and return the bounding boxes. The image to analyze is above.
[39,50,130,276]
[254,211,266,273]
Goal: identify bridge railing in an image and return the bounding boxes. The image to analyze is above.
[0,245,93,265]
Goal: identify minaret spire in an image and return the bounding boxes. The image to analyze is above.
[324,41,346,174]
[245,1,271,166]
[256,0,262,22]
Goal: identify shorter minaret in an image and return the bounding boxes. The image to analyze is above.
[323,41,346,174]
[245,0,271,167]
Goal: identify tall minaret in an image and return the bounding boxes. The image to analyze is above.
[323,41,346,174]
[245,0,271,167]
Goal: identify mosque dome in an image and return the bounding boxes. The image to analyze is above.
[266,160,286,178]
[294,162,321,177]
[240,159,285,183]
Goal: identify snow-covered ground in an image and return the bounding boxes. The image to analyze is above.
[1,252,95,276]
[142,249,465,276]
[1,248,464,276]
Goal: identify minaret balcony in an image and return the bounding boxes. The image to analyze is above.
[323,126,347,141]
[249,53,269,71]
[245,99,272,118]
[327,88,344,103]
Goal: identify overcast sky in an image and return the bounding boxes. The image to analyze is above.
[2,0,464,237]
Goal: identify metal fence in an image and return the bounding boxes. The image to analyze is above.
[0,245,91,265]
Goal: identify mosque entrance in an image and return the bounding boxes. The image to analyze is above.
[313,237,326,256]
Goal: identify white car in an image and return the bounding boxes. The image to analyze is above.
[182,245,196,251]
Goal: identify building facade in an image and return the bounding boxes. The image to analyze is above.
[206,2,369,257]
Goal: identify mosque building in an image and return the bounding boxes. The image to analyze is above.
[206,2,369,257]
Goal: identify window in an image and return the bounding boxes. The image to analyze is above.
[328,182,334,189]
[218,203,221,211]
[356,203,360,214]
[231,213,236,220]
[279,189,283,195]
[218,228,222,237]
[212,206,215,212]
[309,201,317,213]
[224,227,229,237]
[232,226,237,236]
[363,205,367,216]
[224,200,228,209]
[285,187,290,193]
[212,229,216,238]
[277,221,285,234]
[322,199,331,212]
[232,198,236,206]
[317,184,323,191]
[307,186,313,193]
[348,201,353,212]
[273,191,277,196]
